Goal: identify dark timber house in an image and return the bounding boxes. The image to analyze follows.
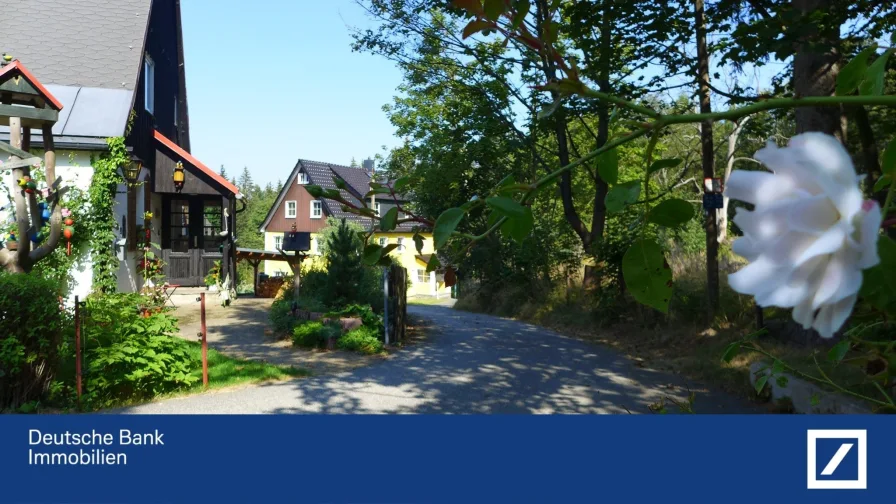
[0,0,241,296]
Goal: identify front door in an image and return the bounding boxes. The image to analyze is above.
[162,197,224,286]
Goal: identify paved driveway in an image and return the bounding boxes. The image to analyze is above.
[119,305,758,414]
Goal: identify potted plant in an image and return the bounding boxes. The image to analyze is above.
[205,261,222,292]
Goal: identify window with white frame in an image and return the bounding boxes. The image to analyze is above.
[298,172,309,185]
[285,201,297,218]
[375,202,381,216]
[144,54,155,113]
[378,237,387,247]
[397,237,405,251]
[311,200,322,219]
[274,234,283,250]
[416,269,427,283]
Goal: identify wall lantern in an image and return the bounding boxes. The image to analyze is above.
[122,154,143,185]
[173,161,185,192]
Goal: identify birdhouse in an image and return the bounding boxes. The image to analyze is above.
[0,58,63,129]
[283,231,311,252]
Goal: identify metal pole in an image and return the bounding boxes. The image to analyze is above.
[74,295,82,409]
[200,293,208,388]
[383,268,389,346]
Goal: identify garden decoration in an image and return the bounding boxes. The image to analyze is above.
[63,213,75,256]
[0,57,68,274]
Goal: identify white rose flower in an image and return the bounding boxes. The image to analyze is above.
[724,132,882,338]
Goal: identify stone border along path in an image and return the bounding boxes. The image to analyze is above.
[120,302,761,414]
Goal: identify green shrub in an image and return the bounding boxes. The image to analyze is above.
[270,296,328,336]
[338,326,384,355]
[292,321,340,348]
[0,273,66,411]
[77,294,198,406]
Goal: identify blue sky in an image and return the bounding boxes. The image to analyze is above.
[181,0,403,187]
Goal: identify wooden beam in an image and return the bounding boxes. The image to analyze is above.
[0,139,32,159]
[1,157,41,169]
[0,104,57,124]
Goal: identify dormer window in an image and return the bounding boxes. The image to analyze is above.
[298,172,309,185]
[144,54,155,114]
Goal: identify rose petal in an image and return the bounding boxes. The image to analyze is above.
[794,225,846,266]
[765,230,816,264]
[727,256,786,296]
[731,237,759,261]
[789,132,857,186]
[811,252,846,310]
[857,201,882,269]
[812,294,857,339]
[725,170,793,206]
[786,195,839,235]
[792,298,814,329]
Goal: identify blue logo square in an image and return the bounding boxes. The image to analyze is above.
[815,438,859,481]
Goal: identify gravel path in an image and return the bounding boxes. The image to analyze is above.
[119,304,759,414]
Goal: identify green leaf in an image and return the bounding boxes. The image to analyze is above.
[860,237,896,313]
[775,376,789,388]
[836,45,878,95]
[462,19,493,39]
[381,243,400,256]
[721,342,740,363]
[362,244,382,266]
[380,207,398,231]
[647,158,683,176]
[622,239,673,313]
[754,374,769,395]
[483,0,504,21]
[647,199,695,227]
[597,148,618,184]
[364,187,391,198]
[859,49,892,96]
[881,137,896,177]
[413,234,425,254]
[333,177,347,190]
[486,196,527,219]
[604,181,640,213]
[827,339,851,364]
[433,208,465,249]
[810,393,820,406]
[305,185,324,198]
[873,174,892,193]
[393,176,411,193]
[425,254,441,273]
[500,207,534,243]
[771,359,785,375]
[511,0,530,29]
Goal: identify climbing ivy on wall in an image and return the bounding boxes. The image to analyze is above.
[87,136,128,294]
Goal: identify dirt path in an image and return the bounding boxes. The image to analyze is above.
[170,295,379,375]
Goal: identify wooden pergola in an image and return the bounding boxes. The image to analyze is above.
[235,248,306,297]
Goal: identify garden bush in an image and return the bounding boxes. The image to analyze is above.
[338,326,384,355]
[324,304,383,333]
[292,321,341,348]
[0,273,66,411]
[77,294,197,406]
[270,295,328,336]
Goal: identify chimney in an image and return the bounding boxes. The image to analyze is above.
[362,158,375,176]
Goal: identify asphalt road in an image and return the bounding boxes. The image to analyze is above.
[118,305,758,414]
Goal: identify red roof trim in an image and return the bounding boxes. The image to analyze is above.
[153,130,241,196]
[0,60,64,111]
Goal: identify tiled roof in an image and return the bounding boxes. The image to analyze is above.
[0,0,152,89]
[259,158,420,233]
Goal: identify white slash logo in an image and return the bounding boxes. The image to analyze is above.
[807,430,867,490]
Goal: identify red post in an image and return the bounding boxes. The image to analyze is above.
[74,295,82,408]
[200,293,208,388]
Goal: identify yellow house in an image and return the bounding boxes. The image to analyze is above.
[258,159,451,297]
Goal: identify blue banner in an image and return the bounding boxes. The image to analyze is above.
[0,415,891,503]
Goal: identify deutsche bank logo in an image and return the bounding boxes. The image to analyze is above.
[807,430,867,490]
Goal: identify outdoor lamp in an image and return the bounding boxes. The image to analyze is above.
[173,161,185,192]
[122,154,143,185]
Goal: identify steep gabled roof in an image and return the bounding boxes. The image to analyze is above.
[259,159,419,234]
[0,0,152,89]
[0,60,65,110]
[154,130,242,197]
